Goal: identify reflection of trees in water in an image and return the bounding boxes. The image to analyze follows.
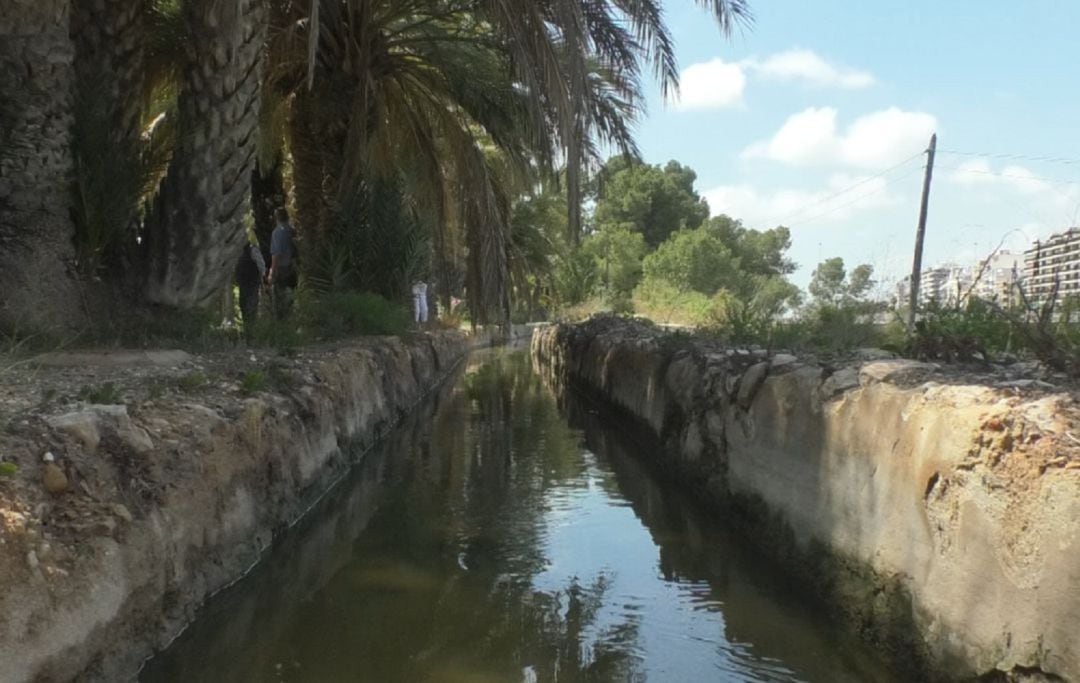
[514,574,644,683]
[145,348,646,682]
[140,371,453,682]
[388,348,645,681]
[558,385,899,683]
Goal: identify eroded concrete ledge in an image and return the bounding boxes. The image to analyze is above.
[0,331,471,682]
[532,317,1080,682]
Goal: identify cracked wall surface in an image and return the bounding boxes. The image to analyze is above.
[533,317,1080,682]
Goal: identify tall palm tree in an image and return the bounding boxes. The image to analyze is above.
[141,0,267,308]
[0,0,752,333]
[268,0,559,323]
[0,1,89,335]
[72,0,147,149]
[538,0,753,244]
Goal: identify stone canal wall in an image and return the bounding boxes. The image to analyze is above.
[0,332,477,682]
[532,316,1080,682]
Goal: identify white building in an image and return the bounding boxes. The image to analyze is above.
[972,250,1022,303]
[894,250,1024,312]
[1025,228,1080,307]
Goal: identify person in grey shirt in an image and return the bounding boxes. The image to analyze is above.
[268,207,297,318]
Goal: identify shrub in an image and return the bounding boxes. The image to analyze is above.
[78,382,122,404]
[803,303,884,354]
[642,227,740,297]
[303,291,411,338]
[176,372,209,392]
[704,277,802,346]
[245,316,306,351]
[909,299,1014,362]
[240,371,267,394]
[555,297,609,322]
[632,277,712,327]
[552,249,598,306]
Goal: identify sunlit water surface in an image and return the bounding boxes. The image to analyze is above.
[142,348,895,683]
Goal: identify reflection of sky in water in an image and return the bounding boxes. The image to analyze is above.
[143,348,895,683]
[532,452,802,682]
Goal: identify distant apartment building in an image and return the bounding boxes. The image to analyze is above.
[894,251,1022,310]
[1024,228,1080,306]
[918,266,949,305]
[914,264,971,307]
[894,276,910,309]
[894,265,962,308]
[973,250,1023,303]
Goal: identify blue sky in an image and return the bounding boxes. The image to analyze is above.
[634,1,1080,290]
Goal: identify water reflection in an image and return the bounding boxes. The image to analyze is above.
[142,348,893,682]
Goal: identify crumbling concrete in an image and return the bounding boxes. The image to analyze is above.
[532,316,1080,682]
[0,332,470,682]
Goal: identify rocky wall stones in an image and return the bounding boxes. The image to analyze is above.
[532,317,1080,682]
[0,331,470,682]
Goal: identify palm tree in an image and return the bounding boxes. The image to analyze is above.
[141,0,267,308]
[534,0,753,244]
[0,0,752,334]
[266,0,559,324]
[72,0,147,150]
[0,1,89,335]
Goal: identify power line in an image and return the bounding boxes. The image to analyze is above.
[936,164,1080,187]
[789,164,924,227]
[768,151,925,226]
[938,149,1080,166]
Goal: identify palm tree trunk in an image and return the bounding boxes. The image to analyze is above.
[287,89,323,239]
[0,0,89,335]
[142,0,266,308]
[72,0,145,147]
[565,42,586,246]
[566,123,583,246]
[317,121,348,243]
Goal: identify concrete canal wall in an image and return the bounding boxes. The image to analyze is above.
[532,316,1080,682]
[0,330,490,682]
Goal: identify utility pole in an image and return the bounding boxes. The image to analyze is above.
[907,133,937,333]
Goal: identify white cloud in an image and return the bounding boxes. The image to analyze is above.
[742,107,838,165]
[673,49,875,111]
[702,173,901,228]
[946,160,1080,221]
[674,58,746,110]
[746,49,875,89]
[949,160,1048,194]
[743,106,937,168]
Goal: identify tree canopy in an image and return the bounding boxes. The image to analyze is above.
[593,158,711,249]
[0,0,753,335]
[707,215,796,277]
[642,227,740,296]
[808,257,875,306]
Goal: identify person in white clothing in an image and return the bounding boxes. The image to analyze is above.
[412,281,429,324]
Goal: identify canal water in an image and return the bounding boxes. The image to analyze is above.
[142,348,895,682]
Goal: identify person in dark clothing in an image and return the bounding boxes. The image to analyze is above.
[235,241,267,326]
[268,207,297,319]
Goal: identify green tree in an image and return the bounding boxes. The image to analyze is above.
[0,0,89,334]
[803,258,883,352]
[582,226,647,303]
[593,159,711,249]
[142,0,266,308]
[808,257,876,306]
[0,0,755,336]
[708,215,796,277]
[553,250,599,307]
[509,187,566,318]
[710,276,802,343]
[641,227,740,296]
